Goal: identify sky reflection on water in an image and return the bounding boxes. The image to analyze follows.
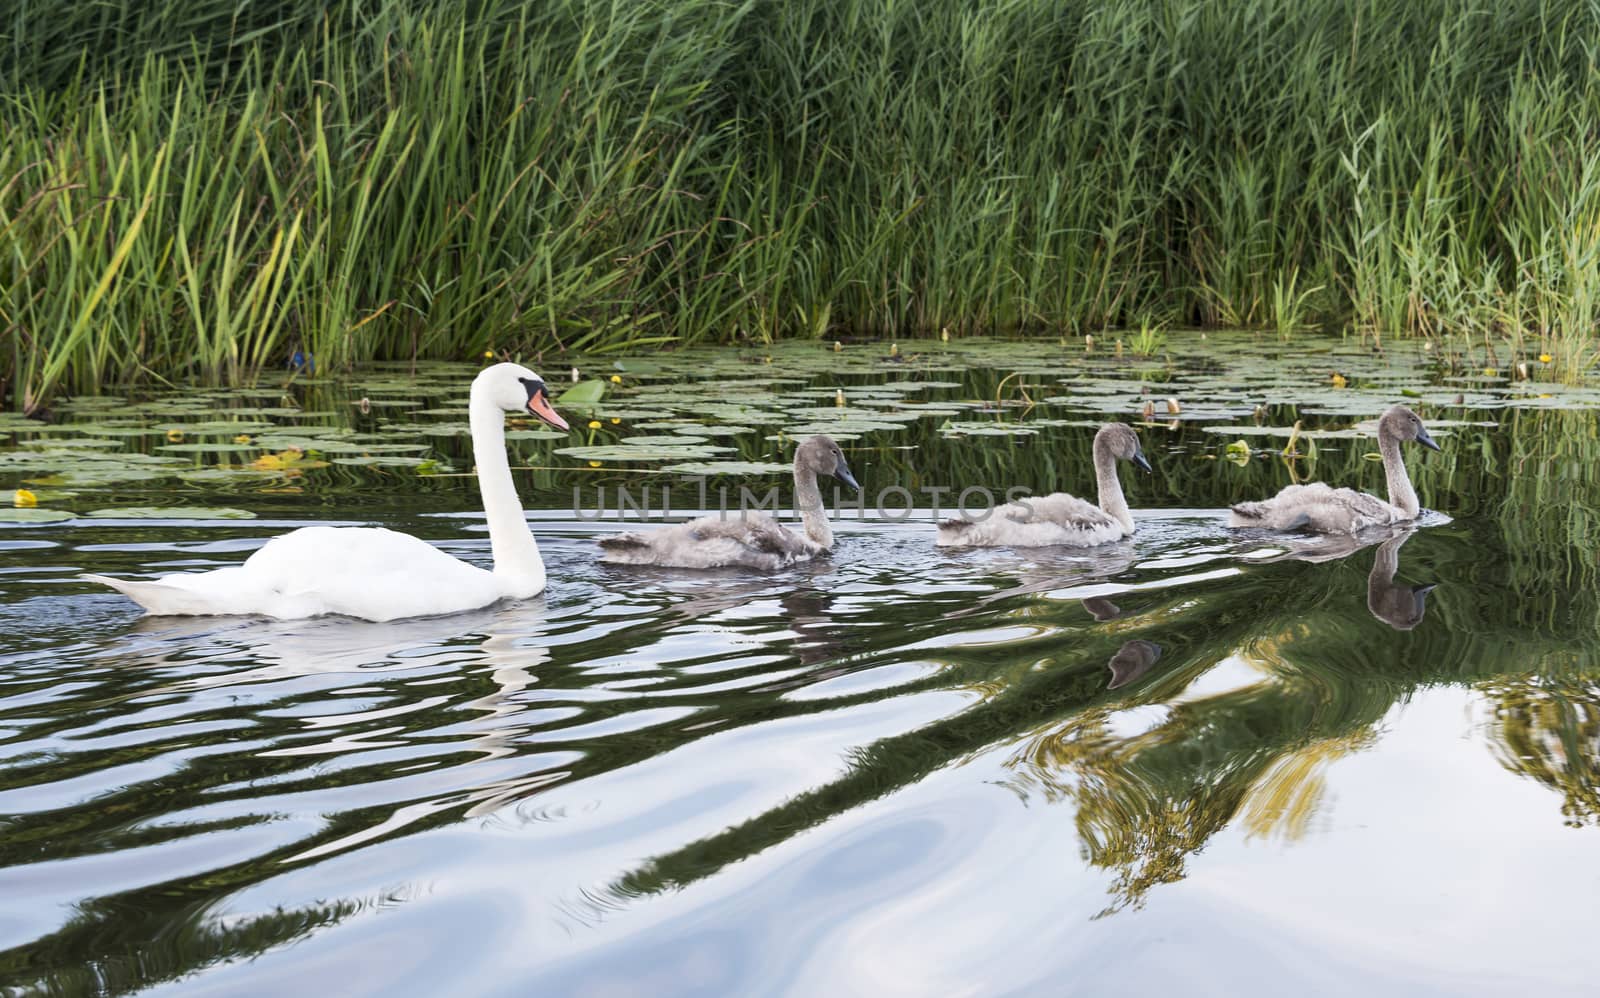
[3,340,1599,994]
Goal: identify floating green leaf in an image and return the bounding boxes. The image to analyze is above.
[86,506,257,519]
[0,508,74,524]
[557,381,607,406]
[661,460,792,476]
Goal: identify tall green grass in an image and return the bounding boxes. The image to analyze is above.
[6,0,1600,411]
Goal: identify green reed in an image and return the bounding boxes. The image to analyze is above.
[7,0,1600,411]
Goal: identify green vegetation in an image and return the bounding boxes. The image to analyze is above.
[6,0,1600,411]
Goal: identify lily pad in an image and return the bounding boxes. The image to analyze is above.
[18,438,124,450]
[329,456,419,467]
[661,460,793,476]
[557,381,608,407]
[86,506,257,519]
[0,508,74,524]
[621,434,710,446]
[504,429,569,441]
[29,468,173,486]
[159,443,262,453]
[555,444,731,462]
[939,421,1039,436]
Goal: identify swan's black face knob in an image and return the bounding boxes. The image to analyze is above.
[519,377,568,431]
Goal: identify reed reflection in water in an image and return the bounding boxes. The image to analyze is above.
[3,369,1600,993]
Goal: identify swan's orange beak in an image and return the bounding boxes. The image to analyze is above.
[527,389,569,431]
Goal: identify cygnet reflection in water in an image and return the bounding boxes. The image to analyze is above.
[1366,530,1437,631]
[1228,404,1440,534]
[1082,596,1123,622]
[1106,639,1163,689]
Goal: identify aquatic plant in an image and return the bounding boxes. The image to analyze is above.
[5,0,1600,409]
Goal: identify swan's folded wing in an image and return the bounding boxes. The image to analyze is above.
[599,515,809,570]
[80,574,230,616]
[1232,483,1403,533]
[686,515,800,553]
[937,493,1123,547]
[598,532,650,550]
[1026,493,1118,529]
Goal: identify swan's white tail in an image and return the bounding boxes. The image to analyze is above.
[80,574,214,616]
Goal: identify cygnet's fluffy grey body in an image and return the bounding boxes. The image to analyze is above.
[1228,405,1440,534]
[598,435,858,570]
[937,423,1150,548]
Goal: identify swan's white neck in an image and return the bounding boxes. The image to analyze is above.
[1093,439,1134,535]
[794,458,833,548]
[1378,431,1420,518]
[469,381,545,596]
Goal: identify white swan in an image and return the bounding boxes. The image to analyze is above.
[83,363,569,621]
[936,422,1150,548]
[597,434,859,570]
[1228,404,1439,534]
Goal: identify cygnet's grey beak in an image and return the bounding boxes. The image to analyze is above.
[1413,582,1439,598]
[1414,425,1441,452]
[1132,450,1153,473]
[834,457,861,493]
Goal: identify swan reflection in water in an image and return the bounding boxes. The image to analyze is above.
[1106,640,1163,690]
[112,605,560,819]
[1246,524,1438,630]
[1365,530,1436,631]
[1081,596,1124,622]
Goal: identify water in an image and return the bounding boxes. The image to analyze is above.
[3,337,1599,994]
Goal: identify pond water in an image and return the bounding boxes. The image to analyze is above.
[2,335,1598,994]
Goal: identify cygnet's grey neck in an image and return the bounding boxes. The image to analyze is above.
[1093,436,1133,534]
[1378,427,1420,517]
[793,457,833,548]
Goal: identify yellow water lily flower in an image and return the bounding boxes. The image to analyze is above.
[1330,373,1348,388]
[483,350,495,360]
[165,429,185,442]
[588,460,602,468]
[587,420,601,429]
[609,374,622,383]
[233,434,252,445]
[14,488,38,508]
[1539,353,1553,364]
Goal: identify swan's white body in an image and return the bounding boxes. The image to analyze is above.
[84,363,566,621]
[598,435,858,571]
[937,423,1148,549]
[1228,405,1439,535]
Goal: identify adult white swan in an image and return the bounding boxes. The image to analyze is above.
[83,363,569,621]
